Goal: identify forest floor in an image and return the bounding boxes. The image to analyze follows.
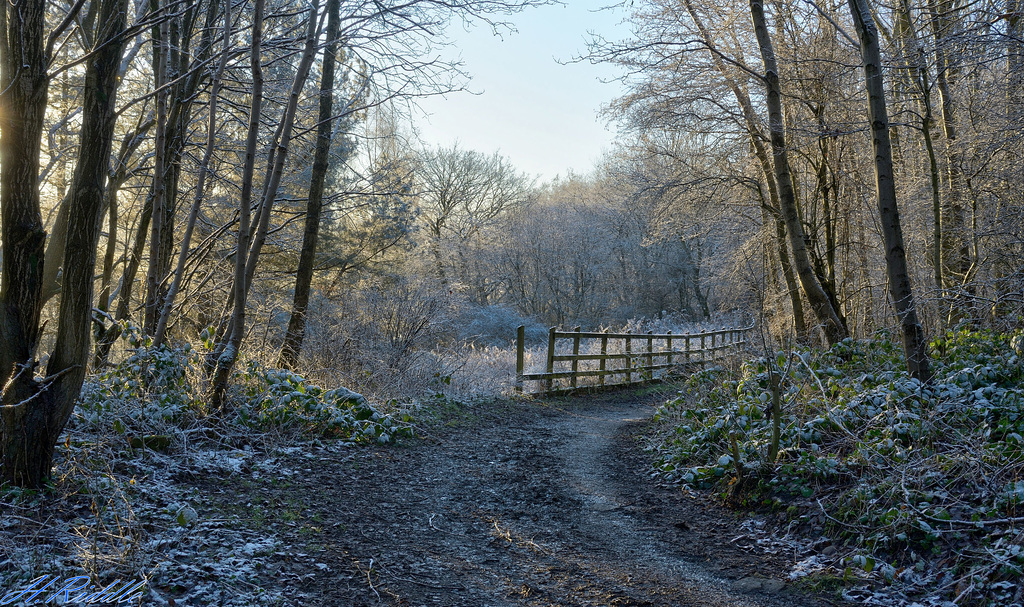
[184,388,831,606]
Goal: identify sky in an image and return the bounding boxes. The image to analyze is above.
[413,1,633,182]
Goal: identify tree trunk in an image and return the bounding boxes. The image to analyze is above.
[927,0,974,287]
[96,118,155,325]
[748,0,848,345]
[144,0,218,335]
[279,0,341,369]
[848,0,931,381]
[1009,0,1022,111]
[46,0,131,445]
[145,0,170,335]
[209,0,322,397]
[895,0,944,291]
[0,0,50,486]
[773,210,807,337]
[154,0,232,347]
[209,0,266,410]
[240,6,321,297]
[682,0,808,341]
[40,196,70,304]
[94,198,151,365]
[2,0,129,486]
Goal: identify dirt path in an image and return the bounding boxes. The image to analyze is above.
[201,392,825,606]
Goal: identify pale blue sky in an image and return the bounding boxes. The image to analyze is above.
[414,1,631,181]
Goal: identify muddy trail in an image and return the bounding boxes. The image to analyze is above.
[199,392,827,606]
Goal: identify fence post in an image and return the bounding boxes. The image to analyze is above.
[545,327,556,393]
[625,331,633,384]
[646,331,654,380]
[667,330,673,367]
[599,332,608,386]
[685,335,691,365]
[515,325,525,393]
[701,332,706,365]
[571,326,581,389]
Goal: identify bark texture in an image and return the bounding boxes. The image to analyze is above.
[848,0,932,382]
[1,0,129,486]
[279,0,341,369]
[0,0,51,486]
[748,0,848,345]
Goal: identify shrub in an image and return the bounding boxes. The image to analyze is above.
[458,304,548,347]
[649,327,1024,603]
[78,323,201,434]
[236,362,413,442]
[77,322,412,445]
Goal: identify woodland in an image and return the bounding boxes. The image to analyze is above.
[0,0,1023,601]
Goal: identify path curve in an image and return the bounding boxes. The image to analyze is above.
[214,394,824,606]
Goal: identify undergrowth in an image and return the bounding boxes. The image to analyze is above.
[2,326,414,605]
[78,322,413,443]
[650,327,1024,605]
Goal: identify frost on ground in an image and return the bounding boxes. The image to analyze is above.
[0,427,375,605]
[3,386,823,607]
[1,344,412,606]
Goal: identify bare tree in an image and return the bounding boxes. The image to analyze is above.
[279,0,344,368]
[417,145,533,295]
[848,0,931,381]
[747,0,848,345]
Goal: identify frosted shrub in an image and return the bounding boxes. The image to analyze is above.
[78,324,201,434]
[649,327,1024,603]
[458,304,547,346]
[77,320,411,444]
[433,343,520,397]
[237,362,413,442]
[299,279,460,397]
[622,311,749,336]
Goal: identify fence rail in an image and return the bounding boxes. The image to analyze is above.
[515,324,753,395]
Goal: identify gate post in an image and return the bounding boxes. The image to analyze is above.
[599,332,608,386]
[571,326,581,389]
[515,325,525,393]
[645,331,654,380]
[545,327,556,393]
[625,331,633,384]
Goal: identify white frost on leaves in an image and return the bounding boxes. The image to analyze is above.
[239,537,279,557]
[188,449,251,474]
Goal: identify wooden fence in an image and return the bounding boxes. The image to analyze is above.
[515,324,753,395]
